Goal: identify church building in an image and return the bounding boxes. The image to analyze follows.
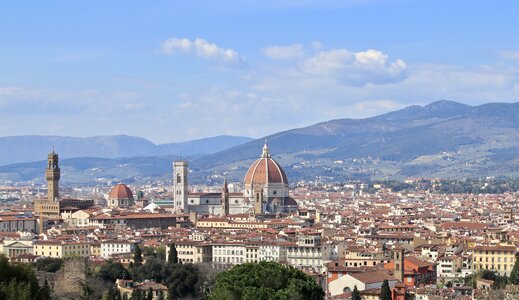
[173,142,298,215]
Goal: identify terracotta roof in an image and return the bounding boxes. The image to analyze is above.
[109,184,134,200]
[349,270,395,284]
[244,156,288,185]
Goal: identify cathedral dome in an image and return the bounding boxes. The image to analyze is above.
[109,184,134,200]
[244,142,288,185]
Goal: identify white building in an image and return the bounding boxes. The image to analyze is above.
[328,270,398,297]
[286,235,332,273]
[258,242,288,263]
[437,255,462,278]
[100,240,136,259]
[212,242,246,267]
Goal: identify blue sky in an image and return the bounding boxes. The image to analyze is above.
[1,0,519,143]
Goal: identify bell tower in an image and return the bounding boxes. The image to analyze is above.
[394,246,405,283]
[46,151,60,202]
[221,177,230,216]
[173,161,188,213]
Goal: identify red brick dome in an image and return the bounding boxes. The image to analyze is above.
[109,184,133,200]
[244,142,288,185]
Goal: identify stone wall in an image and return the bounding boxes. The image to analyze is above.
[53,257,88,298]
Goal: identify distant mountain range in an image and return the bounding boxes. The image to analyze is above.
[3,100,519,184]
[0,135,253,165]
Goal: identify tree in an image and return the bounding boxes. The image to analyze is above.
[156,246,166,261]
[133,257,165,283]
[510,257,519,284]
[0,254,50,300]
[351,285,361,300]
[164,263,200,299]
[102,284,121,300]
[380,279,391,300]
[97,260,130,282]
[34,257,63,273]
[168,244,178,264]
[131,289,143,300]
[157,290,165,300]
[38,278,51,300]
[134,245,143,266]
[146,287,153,300]
[208,261,324,300]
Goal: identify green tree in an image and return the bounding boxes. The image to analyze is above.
[157,290,165,300]
[34,257,63,273]
[351,285,361,300]
[208,261,324,300]
[510,258,519,284]
[380,279,391,300]
[134,257,165,283]
[131,289,143,300]
[168,244,178,264]
[146,287,153,300]
[0,254,50,300]
[97,260,130,282]
[103,284,121,300]
[156,246,166,261]
[164,263,200,299]
[134,245,143,266]
[38,278,51,300]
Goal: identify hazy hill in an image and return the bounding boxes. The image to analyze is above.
[189,100,519,182]
[0,135,253,165]
[4,100,519,184]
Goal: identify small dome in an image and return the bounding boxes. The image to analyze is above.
[109,184,134,200]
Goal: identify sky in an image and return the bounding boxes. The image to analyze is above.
[1,0,519,143]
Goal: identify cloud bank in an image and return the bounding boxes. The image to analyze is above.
[161,37,246,67]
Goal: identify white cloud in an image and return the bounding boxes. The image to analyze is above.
[354,100,402,113]
[498,50,519,60]
[301,48,407,86]
[161,37,246,67]
[311,41,323,51]
[262,44,304,60]
[0,86,23,96]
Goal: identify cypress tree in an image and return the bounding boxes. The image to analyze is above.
[380,279,391,300]
[168,244,178,264]
[510,258,519,284]
[134,245,143,266]
[351,285,361,300]
[146,287,153,300]
[158,290,165,300]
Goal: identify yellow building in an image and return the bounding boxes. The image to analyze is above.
[116,279,168,300]
[33,240,90,258]
[472,245,517,276]
[196,217,274,229]
[91,242,101,257]
[165,241,212,263]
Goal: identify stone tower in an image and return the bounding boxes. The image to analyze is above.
[254,188,264,215]
[394,246,405,283]
[221,177,229,216]
[46,151,60,201]
[173,161,188,213]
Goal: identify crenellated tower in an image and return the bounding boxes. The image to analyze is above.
[46,151,60,201]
